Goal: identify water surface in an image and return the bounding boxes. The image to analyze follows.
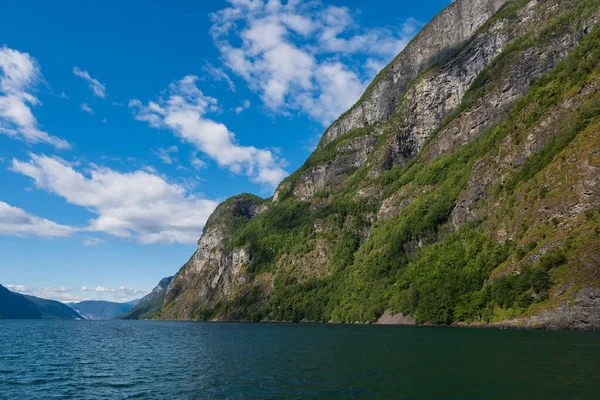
[0,320,598,399]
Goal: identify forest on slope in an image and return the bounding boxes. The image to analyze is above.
[147,0,600,329]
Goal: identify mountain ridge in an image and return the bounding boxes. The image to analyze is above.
[119,277,172,320]
[140,0,599,329]
[0,284,83,320]
[67,299,139,320]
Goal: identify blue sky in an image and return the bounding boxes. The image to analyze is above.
[0,0,450,302]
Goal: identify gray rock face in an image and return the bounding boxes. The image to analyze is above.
[452,80,600,229]
[376,310,416,325]
[424,10,599,163]
[380,1,598,172]
[378,185,433,222]
[300,0,588,203]
[161,195,265,319]
[500,288,600,329]
[320,0,509,147]
[294,136,377,202]
[152,277,173,295]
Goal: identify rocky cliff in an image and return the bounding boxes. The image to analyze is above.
[320,0,509,147]
[152,0,600,329]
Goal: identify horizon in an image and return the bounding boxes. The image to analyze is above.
[1,0,450,302]
[1,0,599,397]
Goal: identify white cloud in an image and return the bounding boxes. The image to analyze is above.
[10,286,83,302]
[5,283,148,302]
[73,66,107,98]
[0,47,70,148]
[154,145,178,164]
[80,103,94,114]
[102,117,107,123]
[234,99,251,114]
[83,236,104,246]
[130,75,287,187]
[11,153,219,244]
[81,285,145,295]
[5,284,74,301]
[210,2,420,125]
[0,200,77,238]
[5,284,30,292]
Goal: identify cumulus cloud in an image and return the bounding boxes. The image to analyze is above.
[129,75,287,187]
[11,153,219,244]
[0,47,70,148]
[0,200,77,238]
[72,67,107,98]
[210,1,420,125]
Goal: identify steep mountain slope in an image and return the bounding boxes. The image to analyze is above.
[0,284,41,319]
[157,0,600,329]
[0,285,83,320]
[119,277,172,320]
[67,299,139,320]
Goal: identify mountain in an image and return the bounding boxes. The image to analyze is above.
[67,299,139,320]
[0,284,83,319]
[143,0,599,329]
[119,277,173,320]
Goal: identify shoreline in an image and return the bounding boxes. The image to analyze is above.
[141,314,600,331]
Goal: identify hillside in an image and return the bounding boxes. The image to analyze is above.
[67,300,139,320]
[119,277,172,320]
[146,0,599,329]
[0,285,83,320]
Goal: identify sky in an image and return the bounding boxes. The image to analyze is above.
[0,0,451,303]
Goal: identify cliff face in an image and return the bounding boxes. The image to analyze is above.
[160,195,267,320]
[157,0,600,329]
[321,0,510,147]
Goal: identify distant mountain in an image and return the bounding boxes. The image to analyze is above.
[0,284,82,320]
[119,277,172,320]
[67,299,140,320]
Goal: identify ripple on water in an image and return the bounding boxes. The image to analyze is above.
[0,320,599,400]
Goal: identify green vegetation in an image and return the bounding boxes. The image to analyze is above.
[490,247,567,311]
[167,1,600,326]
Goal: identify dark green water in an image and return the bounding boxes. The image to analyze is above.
[0,321,598,399]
